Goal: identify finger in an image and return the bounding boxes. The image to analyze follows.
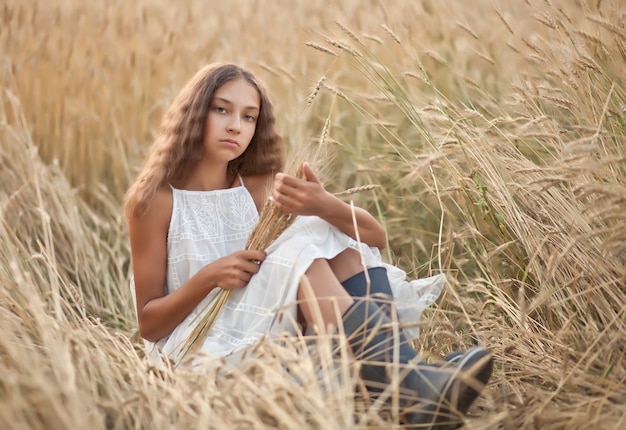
[228,279,245,289]
[273,182,292,199]
[241,260,261,274]
[273,192,300,214]
[223,279,246,290]
[240,250,266,262]
[302,162,320,184]
[239,272,252,283]
[272,188,292,206]
[276,172,304,190]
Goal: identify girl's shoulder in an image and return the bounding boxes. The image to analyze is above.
[130,186,173,231]
[128,186,173,255]
[153,186,174,208]
[241,172,275,212]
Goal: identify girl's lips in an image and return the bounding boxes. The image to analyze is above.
[221,139,239,147]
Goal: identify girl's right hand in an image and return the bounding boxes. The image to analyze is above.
[209,250,266,290]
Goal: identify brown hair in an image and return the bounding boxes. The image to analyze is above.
[124,63,283,219]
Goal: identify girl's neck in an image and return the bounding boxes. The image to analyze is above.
[180,162,236,191]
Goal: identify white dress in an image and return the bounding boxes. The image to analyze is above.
[133,179,445,365]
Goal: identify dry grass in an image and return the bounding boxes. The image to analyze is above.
[1,0,625,428]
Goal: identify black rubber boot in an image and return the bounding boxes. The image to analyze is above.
[404,346,494,428]
[341,267,394,315]
[341,289,493,428]
[341,269,473,363]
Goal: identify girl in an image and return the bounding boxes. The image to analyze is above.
[124,63,493,428]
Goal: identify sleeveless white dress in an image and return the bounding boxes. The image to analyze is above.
[133,179,445,365]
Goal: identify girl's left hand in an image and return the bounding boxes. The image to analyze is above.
[271,162,330,217]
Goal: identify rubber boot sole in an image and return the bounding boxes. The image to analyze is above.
[404,346,494,429]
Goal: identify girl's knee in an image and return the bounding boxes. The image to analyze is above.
[328,248,363,283]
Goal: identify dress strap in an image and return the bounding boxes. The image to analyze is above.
[237,174,245,187]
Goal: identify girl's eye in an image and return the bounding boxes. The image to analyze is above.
[244,115,257,122]
[214,107,226,113]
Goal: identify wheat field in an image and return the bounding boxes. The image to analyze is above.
[1,0,625,428]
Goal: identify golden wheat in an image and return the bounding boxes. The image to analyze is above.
[1,0,625,429]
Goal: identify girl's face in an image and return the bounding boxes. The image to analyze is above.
[203,78,260,165]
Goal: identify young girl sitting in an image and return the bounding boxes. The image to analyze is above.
[124,63,493,428]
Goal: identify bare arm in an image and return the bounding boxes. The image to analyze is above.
[129,188,266,342]
[271,162,387,249]
[240,172,275,213]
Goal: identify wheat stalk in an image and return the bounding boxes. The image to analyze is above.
[333,184,382,196]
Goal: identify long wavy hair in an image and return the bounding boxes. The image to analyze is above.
[124,63,284,219]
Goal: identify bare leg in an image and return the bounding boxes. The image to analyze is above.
[297,249,366,332]
[298,258,354,333]
[327,248,364,283]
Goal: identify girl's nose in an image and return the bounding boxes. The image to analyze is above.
[227,116,241,132]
